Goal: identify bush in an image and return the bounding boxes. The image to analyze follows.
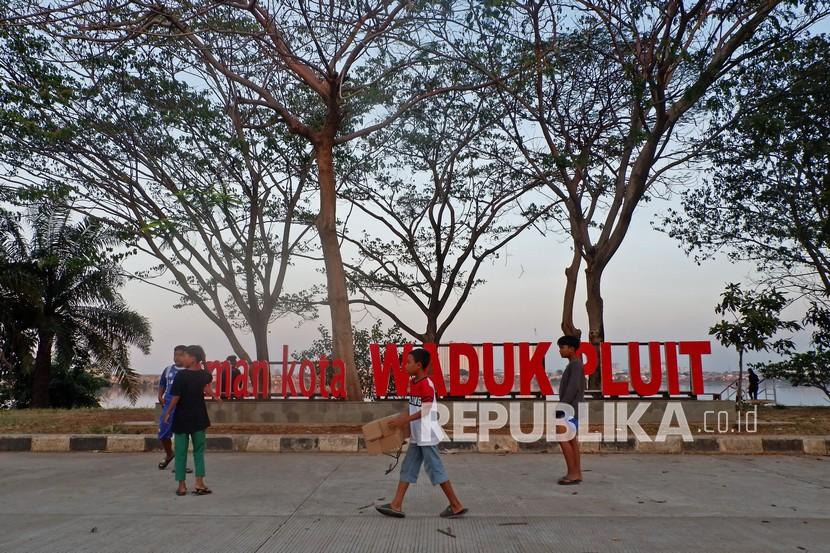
[47,354,109,409]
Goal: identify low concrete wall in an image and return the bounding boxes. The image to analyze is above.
[207,400,405,424]
[183,399,736,425]
[2,433,827,455]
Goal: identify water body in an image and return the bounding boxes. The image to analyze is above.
[709,381,827,407]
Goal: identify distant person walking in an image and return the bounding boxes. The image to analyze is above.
[556,335,585,485]
[157,345,186,470]
[161,345,222,496]
[748,368,760,401]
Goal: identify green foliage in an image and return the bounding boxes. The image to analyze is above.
[296,321,406,399]
[666,36,830,303]
[0,200,152,407]
[710,283,800,402]
[0,23,320,358]
[756,351,830,401]
[710,284,800,356]
[47,353,110,409]
[754,301,830,401]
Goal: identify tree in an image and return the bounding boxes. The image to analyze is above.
[665,35,830,306]
[46,350,111,409]
[9,0,498,399]
[339,88,553,343]
[0,202,152,407]
[295,320,406,399]
[460,0,827,387]
[756,296,830,402]
[757,351,830,401]
[710,284,800,402]
[0,23,318,361]
[0,211,36,407]
[663,34,830,404]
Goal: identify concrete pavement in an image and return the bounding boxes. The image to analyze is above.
[0,452,828,552]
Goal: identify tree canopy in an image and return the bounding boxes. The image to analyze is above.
[666,35,830,305]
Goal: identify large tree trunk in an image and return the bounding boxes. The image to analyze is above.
[315,138,361,400]
[248,315,270,390]
[585,263,605,390]
[31,329,54,408]
[561,249,582,338]
[424,318,439,345]
[251,314,270,361]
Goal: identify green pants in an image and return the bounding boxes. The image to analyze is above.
[174,431,206,481]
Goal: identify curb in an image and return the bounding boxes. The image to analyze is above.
[0,434,827,455]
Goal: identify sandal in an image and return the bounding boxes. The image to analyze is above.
[375,503,405,518]
[557,477,582,485]
[193,488,212,495]
[175,489,187,496]
[439,506,468,518]
[158,456,174,470]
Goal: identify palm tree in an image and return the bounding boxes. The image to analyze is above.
[0,203,152,407]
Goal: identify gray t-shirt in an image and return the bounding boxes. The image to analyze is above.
[558,358,585,411]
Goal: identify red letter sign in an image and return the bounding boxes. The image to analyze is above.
[370,344,412,397]
[449,343,480,396]
[601,342,628,396]
[629,342,662,396]
[518,342,553,395]
[679,341,710,395]
[484,342,514,396]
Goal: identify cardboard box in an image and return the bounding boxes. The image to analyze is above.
[365,432,407,455]
[381,415,411,439]
[362,414,409,455]
[362,417,385,442]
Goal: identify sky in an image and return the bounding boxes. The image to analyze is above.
[120,192,813,376]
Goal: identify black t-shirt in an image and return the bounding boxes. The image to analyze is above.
[170,369,213,434]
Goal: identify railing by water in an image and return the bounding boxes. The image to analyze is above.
[715,377,777,403]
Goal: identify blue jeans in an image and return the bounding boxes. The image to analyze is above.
[400,444,449,485]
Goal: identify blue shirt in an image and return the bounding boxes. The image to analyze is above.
[159,365,183,403]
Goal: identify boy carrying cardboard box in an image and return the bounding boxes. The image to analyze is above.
[374,348,467,519]
[362,413,410,454]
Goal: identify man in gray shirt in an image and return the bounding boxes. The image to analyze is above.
[556,335,585,485]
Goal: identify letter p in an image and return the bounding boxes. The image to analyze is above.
[478,403,508,443]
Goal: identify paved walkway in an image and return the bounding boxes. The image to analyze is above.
[1,452,828,552]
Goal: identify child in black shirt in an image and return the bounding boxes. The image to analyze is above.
[161,345,222,496]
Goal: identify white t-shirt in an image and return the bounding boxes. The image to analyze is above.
[408,375,441,446]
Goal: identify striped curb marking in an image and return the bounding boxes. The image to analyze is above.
[0,434,826,455]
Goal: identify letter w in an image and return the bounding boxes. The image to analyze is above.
[370,344,412,397]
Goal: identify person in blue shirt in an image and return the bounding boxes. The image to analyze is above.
[157,345,187,469]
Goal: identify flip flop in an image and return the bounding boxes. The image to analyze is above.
[375,503,405,518]
[175,489,187,496]
[193,488,212,495]
[439,506,469,518]
[557,477,582,485]
[158,456,174,470]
